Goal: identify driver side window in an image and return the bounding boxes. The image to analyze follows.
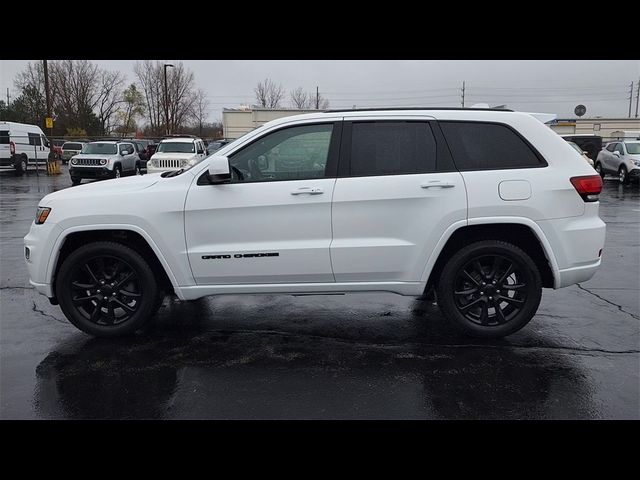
[228,123,334,183]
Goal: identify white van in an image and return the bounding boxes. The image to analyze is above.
[0,121,51,174]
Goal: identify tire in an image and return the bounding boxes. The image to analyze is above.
[71,177,81,186]
[436,240,542,338]
[594,162,605,179]
[55,241,159,337]
[135,163,142,175]
[113,165,122,179]
[14,155,27,175]
[618,165,630,185]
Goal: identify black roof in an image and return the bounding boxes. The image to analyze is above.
[325,106,513,113]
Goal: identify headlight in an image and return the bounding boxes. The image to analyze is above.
[100,159,107,166]
[35,207,51,225]
[71,158,78,165]
[632,160,640,166]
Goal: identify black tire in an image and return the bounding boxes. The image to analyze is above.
[113,165,122,179]
[135,163,142,175]
[55,241,159,337]
[71,177,81,186]
[14,155,27,175]
[618,165,630,185]
[436,240,542,338]
[594,162,605,179]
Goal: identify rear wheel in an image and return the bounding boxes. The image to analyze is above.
[594,162,605,179]
[436,240,542,338]
[135,163,142,175]
[619,165,630,185]
[14,155,27,175]
[56,241,158,337]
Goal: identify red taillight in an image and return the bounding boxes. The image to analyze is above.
[570,175,603,202]
[10,141,15,155]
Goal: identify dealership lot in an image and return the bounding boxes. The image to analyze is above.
[0,166,638,419]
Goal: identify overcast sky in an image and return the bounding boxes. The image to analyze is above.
[1,60,638,122]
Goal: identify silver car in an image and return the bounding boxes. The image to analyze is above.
[595,141,640,185]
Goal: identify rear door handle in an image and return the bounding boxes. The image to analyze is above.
[420,181,455,189]
[291,187,324,195]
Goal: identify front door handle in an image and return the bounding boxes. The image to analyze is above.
[420,181,455,189]
[291,187,324,195]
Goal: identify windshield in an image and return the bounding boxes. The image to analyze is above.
[624,142,640,154]
[81,143,117,154]
[63,142,83,150]
[157,142,195,153]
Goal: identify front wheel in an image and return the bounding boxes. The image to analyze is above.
[135,163,142,175]
[113,165,122,179]
[436,240,542,338]
[619,165,630,185]
[56,241,159,337]
[71,177,81,186]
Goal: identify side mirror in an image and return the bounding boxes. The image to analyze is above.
[207,156,231,184]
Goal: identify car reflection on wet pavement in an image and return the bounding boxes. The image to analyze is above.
[1,166,639,419]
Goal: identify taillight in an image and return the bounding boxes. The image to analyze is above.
[10,141,15,155]
[570,175,603,202]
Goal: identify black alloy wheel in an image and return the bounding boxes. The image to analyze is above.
[56,242,158,336]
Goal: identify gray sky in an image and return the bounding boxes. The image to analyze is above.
[1,60,639,121]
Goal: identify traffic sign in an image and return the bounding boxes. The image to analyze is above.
[45,117,54,129]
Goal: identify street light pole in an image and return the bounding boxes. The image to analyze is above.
[164,63,174,135]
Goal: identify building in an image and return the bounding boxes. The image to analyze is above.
[549,118,640,140]
[223,107,320,139]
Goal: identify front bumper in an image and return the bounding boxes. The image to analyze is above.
[24,221,63,299]
[628,167,640,180]
[69,166,113,179]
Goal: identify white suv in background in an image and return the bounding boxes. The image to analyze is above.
[25,108,606,339]
[147,136,207,174]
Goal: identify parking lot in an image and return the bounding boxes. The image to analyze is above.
[0,165,638,419]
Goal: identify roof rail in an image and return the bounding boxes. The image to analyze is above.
[325,106,513,113]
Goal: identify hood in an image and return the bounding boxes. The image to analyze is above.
[151,152,198,160]
[40,173,161,205]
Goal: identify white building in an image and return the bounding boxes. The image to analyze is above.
[222,107,320,139]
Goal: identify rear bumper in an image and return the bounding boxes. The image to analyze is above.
[557,259,602,287]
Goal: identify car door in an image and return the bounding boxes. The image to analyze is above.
[330,118,467,283]
[612,143,625,171]
[602,143,617,172]
[184,121,341,285]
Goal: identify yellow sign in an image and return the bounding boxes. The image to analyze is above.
[45,117,53,129]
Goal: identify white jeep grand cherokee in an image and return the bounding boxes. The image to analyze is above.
[24,108,606,338]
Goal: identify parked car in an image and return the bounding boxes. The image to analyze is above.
[146,137,207,173]
[61,141,86,164]
[595,141,640,185]
[565,140,594,167]
[207,139,229,153]
[561,134,602,163]
[68,140,138,185]
[0,121,51,174]
[25,108,605,339]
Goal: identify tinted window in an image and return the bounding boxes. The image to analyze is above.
[229,123,333,183]
[28,132,41,146]
[606,143,616,152]
[440,122,543,170]
[119,143,133,153]
[349,122,436,176]
[614,144,624,154]
[0,131,8,144]
[62,142,83,150]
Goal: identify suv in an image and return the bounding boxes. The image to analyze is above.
[61,141,86,164]
[69,141,138,185]
[24,108,605,338]
[595,141,640,185]
[147,137,207,173]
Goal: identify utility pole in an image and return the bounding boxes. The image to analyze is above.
[164,63,174,135]
[316,86,319,110]
[43,60,54,165]
[461,81,466,108]
[628,81,634,118]
[6,88,9,107]
[635,78,639,118]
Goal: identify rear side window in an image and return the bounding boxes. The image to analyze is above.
[0,131,8,144]
[349,121,437,176]
[440,121,544,170]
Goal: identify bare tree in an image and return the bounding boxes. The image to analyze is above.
[191,89,210,136]
[95,70,125,134]
[135,61,197,135]
[255,78,284,109]
[290,87,311,109]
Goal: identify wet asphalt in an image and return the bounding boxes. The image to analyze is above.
[0,165,638,420]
